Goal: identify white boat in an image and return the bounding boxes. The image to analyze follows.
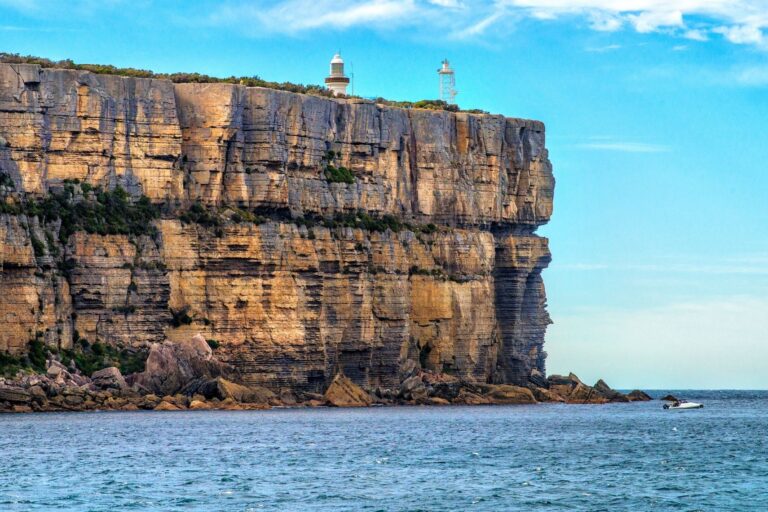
[663,399,703,410]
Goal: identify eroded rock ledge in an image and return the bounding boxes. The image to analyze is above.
[0,62,554,394]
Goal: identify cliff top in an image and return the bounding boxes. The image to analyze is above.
[0,53,507,118]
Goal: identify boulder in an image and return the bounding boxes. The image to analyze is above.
[528,368,548,388]
[324,373,372,407]
[399,375,427,401]
[154,400,181,411]
[529,386,565,403]
[453,388,491,405]
[661,394,679,402]
[483,385,537,404]
[46,360,70,380]
[189,399,212,410]
[0,385,30,403]
[200,377,276,404]
[27,385,47,404]
[91,367,127,390]
[567,383,608,404]
[133,334,232,396]
[628,390,653,402]
[593,379,629,402]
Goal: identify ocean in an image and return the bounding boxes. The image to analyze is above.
[1,390,766,511]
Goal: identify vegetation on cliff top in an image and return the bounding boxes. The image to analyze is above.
[0,53,488,113]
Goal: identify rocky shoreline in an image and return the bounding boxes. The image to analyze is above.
[0,334,651,414]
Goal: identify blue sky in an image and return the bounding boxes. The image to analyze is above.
[3,0,767,388]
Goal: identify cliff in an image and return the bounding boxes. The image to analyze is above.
[0,62,554,393]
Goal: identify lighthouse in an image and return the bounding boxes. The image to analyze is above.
[437,59,457,105]
[325,53,350,96]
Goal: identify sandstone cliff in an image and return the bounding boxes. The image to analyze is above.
[0,62,554,393]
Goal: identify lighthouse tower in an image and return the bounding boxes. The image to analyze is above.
[325,53,350,96]
[437,59,457,105]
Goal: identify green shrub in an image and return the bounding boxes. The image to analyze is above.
[30,234,46,257]
[206,339,220,350]
[0,172,15,189]
[0,351,24,377]
[27,334,47,372]
[170,308,193,327]
[180,202,220,227]
[324,165,356,184]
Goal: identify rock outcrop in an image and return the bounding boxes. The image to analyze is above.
[0,62,554,395]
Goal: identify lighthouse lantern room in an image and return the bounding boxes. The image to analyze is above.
[325,53,350,96]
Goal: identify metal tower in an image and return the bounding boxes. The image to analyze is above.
[437,59,457,105]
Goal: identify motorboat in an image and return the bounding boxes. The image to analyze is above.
[663,399,703,410]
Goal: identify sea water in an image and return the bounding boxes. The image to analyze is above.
[1,390,766,511]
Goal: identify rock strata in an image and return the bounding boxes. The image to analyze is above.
[0,62,553,395]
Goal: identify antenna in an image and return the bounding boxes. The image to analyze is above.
[437,58,457,105]
[350,62,355,96]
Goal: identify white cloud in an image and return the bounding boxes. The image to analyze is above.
[585,43,622,52]
[588,11,624,31]
[715,24,765,45]
[627,9,683,33]
[573,141,672,152]
[209,0,419,33]
[684,28,709,41]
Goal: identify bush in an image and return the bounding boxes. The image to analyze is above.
[0,351,24,377]
[21,184,159,243]
[30,234,46,257]
[206,339,220,350]
[0,172,15,189]
[324,165,356,184]
[170,308,193,327]
[180,202,220,227]
[27,334,47,372]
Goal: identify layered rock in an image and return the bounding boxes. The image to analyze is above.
[0,62,555,393]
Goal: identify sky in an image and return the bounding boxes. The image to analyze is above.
[2,0,767,389]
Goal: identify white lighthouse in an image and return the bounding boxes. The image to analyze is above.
[325,53,350,96]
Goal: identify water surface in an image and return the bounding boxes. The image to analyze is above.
[1,390,766,511]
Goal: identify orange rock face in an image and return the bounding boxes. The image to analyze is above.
[0,62,554,393]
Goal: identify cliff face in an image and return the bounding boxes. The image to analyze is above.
[0,62,554,391]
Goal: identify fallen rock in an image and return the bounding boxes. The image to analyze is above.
[593,379,629,403]
[134,334,232,396]
[567,382,608,404]
[628,390,653,401]
[399,375,427,401]
[483,385,537,404]
[529,386,565,403]
[189,399,212,410]
[324,373,372,407]
[453,388,491,405]
[91,367,127,390]
[154,400,181,411]
[209,378,275,404]
[0,385,31,403]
